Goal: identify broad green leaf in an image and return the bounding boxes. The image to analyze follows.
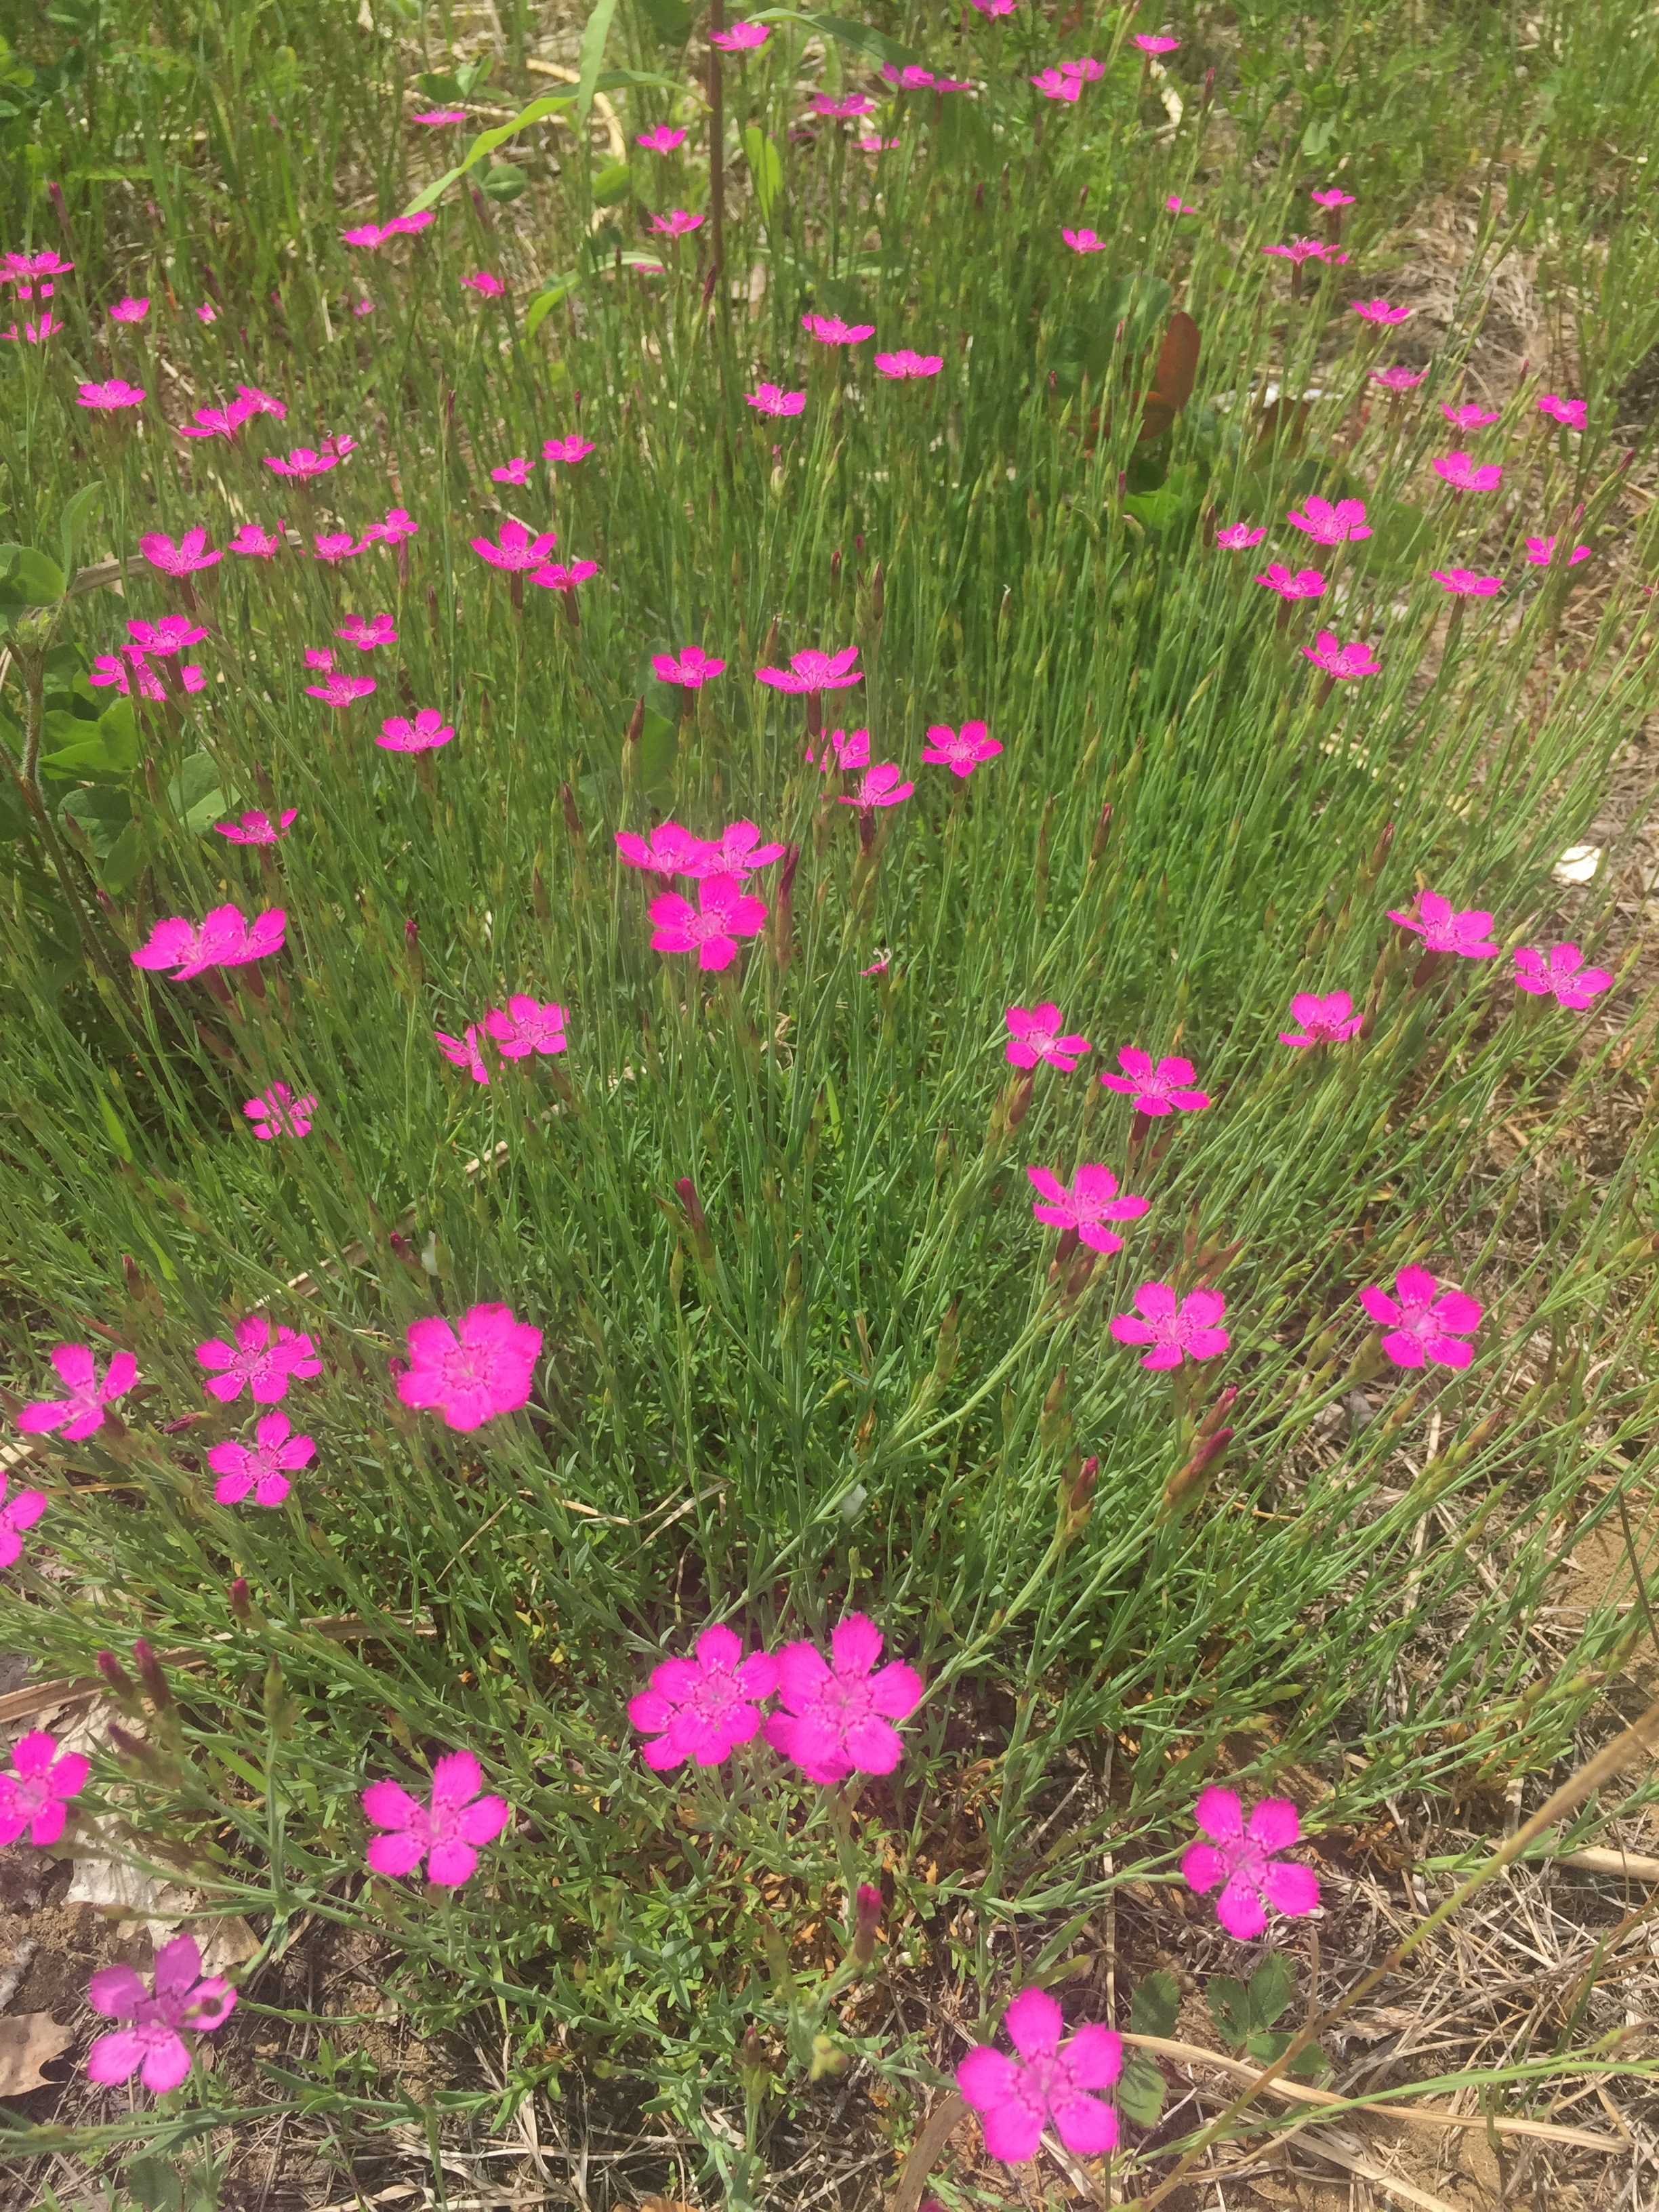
[401,94,573,218]
[525,275,581,339]
[12,546,66,605]
[1128,1967,1181,2039]
[638,703,679,792]
[169,750,228,831]
[636,0,695,45]
[592,158,632,205]
[1205,1973,1252,2047]
[1115,2048,1168,2128]
[1246,2027,1332,2081]
[41,699,140,777]
[1244,1952,1294,2031]
[479,159,528,201]
[741,125,782,220]
[575,0,621,133]
[60,784,135,855]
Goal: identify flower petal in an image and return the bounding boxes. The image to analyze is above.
[1003,1986,1063,2060]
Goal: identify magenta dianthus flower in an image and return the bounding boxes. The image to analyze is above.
[1513,942,1612,1010]
[1523,535,1589,568]
[1109,1282,1229,1368]
[485,996,569,1057]
[629,1624,779,1769]
[1263,237,1334,267]
[205,1412,315,1508]
[396,1304,543,1431]
[649,874,769,970]
[197,1317,320,1405]
[87,1936,237,2096]
[243,1082,315,1139]
[229,521,282,558]
[543,434,596,464]
[532,559,598,594]
[689,821,787,878]
[1286,494,1370,546]
[801,310,874,346]
[1351,297,1411,324]
[745,382,806,417]
[109,296,150,323]
[1215,521,1267,550]
[653,644,726,689]
[839,762,914,812]
[1441,401,1500,429]
[1030,68,1081,101]
[1100,1048,1208,1115]
[462,268,505,295]
[471,518,558,571]
[306,670,375,707]
[435,1026,491,1084]
[1538,393,1586,430]
[1301,630,1380,680]
[365,506,419,545]
[1255,563,1325,601]
[875,349,943,380]
[637,124,688,150]
[140,528,221,577]
[1027,1165,1149,1256]
[812,94,875,117]
[1311,186,1355,209]
[492,457,533,485]
[1358,1265,1481,1370]
[922,720,1000,777]
[1279,991,1362,1048]
[0,1731,88,1849]
[78,378,146,410]
[1431,450,1502,492]
[363,1750,509,1886]
[1063,227,1108,253]
[129,615,206,656]
[379,710,454,751]
[712,19,769,46]
[336,613,397,650]
[1431,567,1502,596]
[756,643,862,694]
[1372,364,1426,393]
[312,531,362,563]
[649,210,703,237]
[17,1344,138,1443]
[132,905,286,978]
[1386,889,1498,958]
[764,1613,923,1784]
[615,821,710,880]
[412,107,467,125]
[1134,32,1179,52]
[958,1988,1121,2165]
[1183,1788,1319,1940]
[1005,1004,1090,1071]
[808,727,869,772]
[0,1473,47,1569]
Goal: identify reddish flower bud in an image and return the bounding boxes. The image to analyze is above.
[134,1637,173,1711]
[852,1881,882,1965]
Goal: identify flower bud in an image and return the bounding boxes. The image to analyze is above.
[1161,1427,1233,1520]
[1005,1071,1035,1132]
[96,1648,140,1709]
[133,1637,173,1712]
[229,1577,254,1626]
[851,1881,882,1967]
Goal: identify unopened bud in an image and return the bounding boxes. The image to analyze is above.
[404,916,419,954]
[229,1577,254,1625]
[133,1637,173,1711]
[625,695,644,749]
[560,781,583,851]
[851,1881,882,1966]
[1196,1385,1237,1441]
[1162,1427,1233,1520]
[1090,800,1113,863]
[96,1648,140,1706]
[1005,1071,1035,1132]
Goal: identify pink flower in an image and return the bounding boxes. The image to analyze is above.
[0,1731,88,1849]
[1030,69,1081,101]
[1183,1788,1319,1940]
[1027,1164,1149,1254]
[1301,630,1380,680]
[543,434,596,464]
[653,644,726,689]
[132,905,286,978]
[305,649,336,672]
[1513,943,1612,1010]
[77,379,146,410]
[1100,1048,1209,1115]
[484,996,569,1057]
[87,1936,237,2096]
[1431,567,1502,596]
[922,720,1001,777]
[629,1624,779,1769]
[1254,563,1325,601]
[0,1473,47,1569]
[813,94,875,117]
[412,107,467,125]
[1386,889,1498,958]
[1134,33,1179,52]
[712,19,769,46]
[1538,393,1586,430]
[649,874,769,970]
[90,652,165,701]
[532,560,598,593]
[266,445,344,478]
[757,644,862,694]
[229,521,282,558]
[306,671,376,706]
[365,506,419,545]
[1432,450,1502,492]
[876,349,943,379]
[650,210,703,237]
[1061,58,1105,83]
[857,135,901,152]
[140,528,221,577]
[1214,521,1267,550]
[129,615,206,656]
[1005,1004,1090,1071]
[312,531,362,563]
[462,268,505,295]
[1166,194,1197,213]
[615,822,711,880]
[687,821,788,878]
[1523,535,1589,568]
[396,1303,544,1431]
[1,310,60,344]
[109,296,150,323]
[968,0,1016,14]
[1351,297,1411,324]
[472,518,558,571]
[808,726,869,771]
[1063,227,1109,253]
[839,763,914,811]
[178,400,249,441]
[1311,186,1355,209]
[801,310,874,345]
[1110,1282,1229,1369]
[363,1750,510,1885]
[764,1614,922,1783]
[243,1082,316,1138]
[435,1025,491,1084]
[205,1412,315,1507]
[1441,401,1500,429]
[17,1344,138,1443]
[197,1317,321,1404]
[234,384,287,419]
[1263,237,1334,266]
[1359,1265,1481,1370]
[637,125,688,150]
[1286,495,1370,546]
[216,807,296,848]
[745,382,806,416]
[337,612,397,650]
[958,1988,1121,2165]
[344,222,389,247]
[1371,364,1426,393]
[1279,991,1362,1048]
[492,456,533,485]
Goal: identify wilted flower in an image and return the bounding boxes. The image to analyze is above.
[412,107,467,125]
[1027,1165,1149,1254]
[532,559,598,593]
[1109,1282,1229,1368]
[757,644,862,694]
[1279,991,1362,1048]
[435,1026,491,1084]
[764,1613,923,1784]
[712,19,769,46]
[17,1345,138,1443]
[396,1303,543,1430]
[1351,297,1411,324]
[461,268,505,295]
[812,94,875,117]
[1431,567,1502,596]
[132,905,286,977]
[875,349,943,379]
[77,379,147,410]
[958,1989,1121,2165]
[1538,393,1586,430]
[1255,563,1325,601]
[363,1750,510,1884]
[629,1624,779,1769]
[1166,194,1197,213]
[1386,889,1498,958]
[649,210,703,237]
[205,1412,315,1507]
[922,720,1001,777]
[637,124,688,150]
[140,528,222,577]
[745,382,806,415]
[87,1937,237,2095]
[0,1731,88,1849]
[1287,494,1370,546]
[653,644,726,689]
[1513,943,1612,1010]
[197,1317,321,1404]
[1101,1048,1209,1114]
[1063,227,1109,253]
[1005,1004,1090,1070]
[243,1083,316,1139]
[649,874,769,970]
[1359,1265,1481,1370]
[470,519,558,571]
[0,1473,47,1568]
[484,996,569,1057]
[1432,450,1502,491]
[1183,1788,1319,1940]
[1523,535,1589,568]
[1215,521,1267,550]
[1301,630,1380,680]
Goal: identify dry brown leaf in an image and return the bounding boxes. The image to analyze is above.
[0,2012,74,2097]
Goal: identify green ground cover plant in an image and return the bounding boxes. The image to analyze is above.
[2,0,1659,2202]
